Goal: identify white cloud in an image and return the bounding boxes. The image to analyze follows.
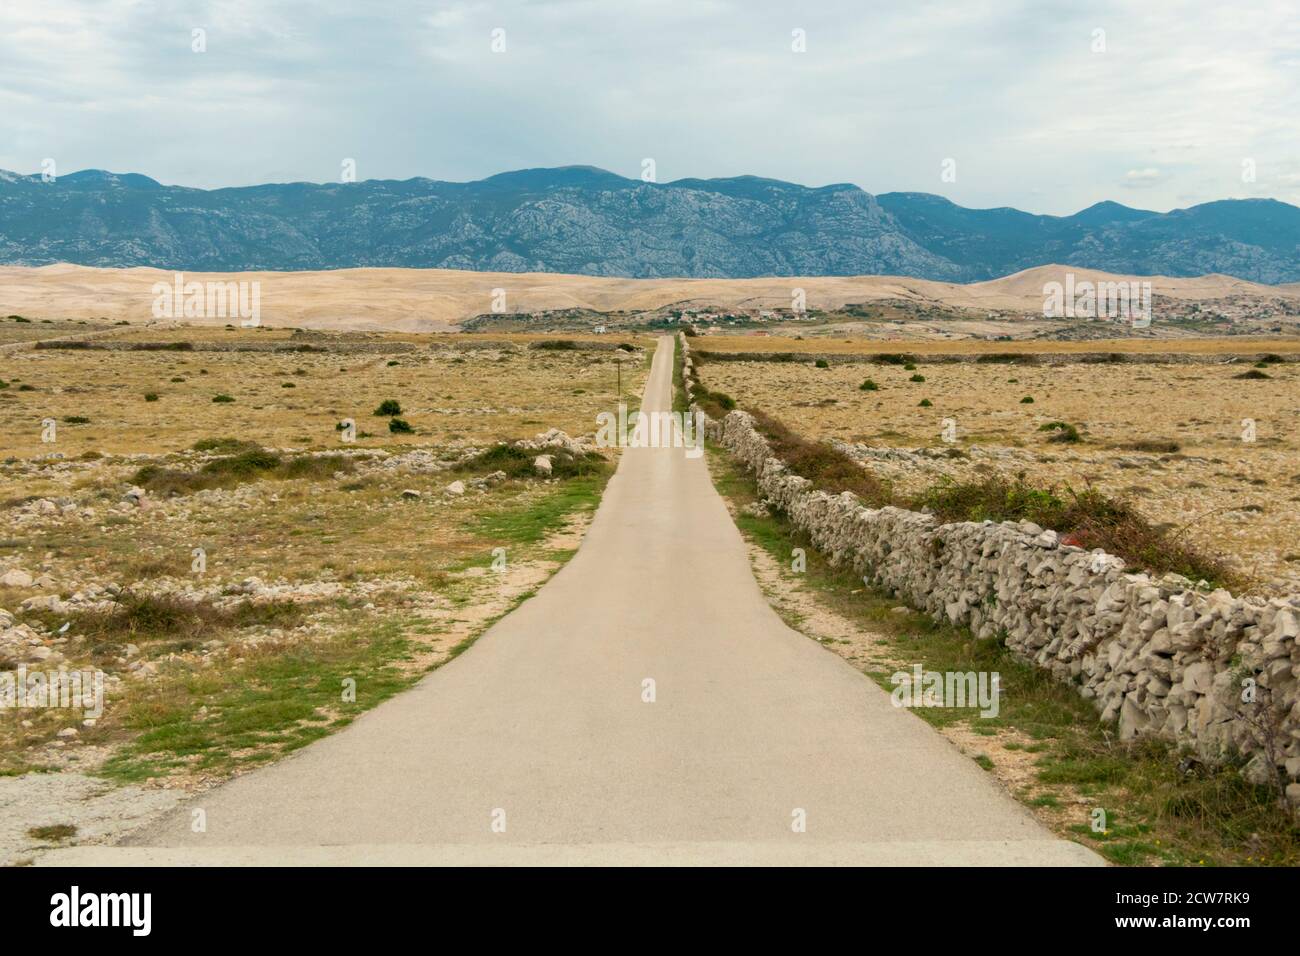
[0,0,1295,213]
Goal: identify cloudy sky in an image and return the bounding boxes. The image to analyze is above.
[2,0,1297,214]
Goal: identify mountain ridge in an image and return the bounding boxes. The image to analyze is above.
[2,166,1297,283]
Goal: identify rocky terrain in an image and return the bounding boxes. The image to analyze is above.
[0,328,645,862]
[2,166,1299,283]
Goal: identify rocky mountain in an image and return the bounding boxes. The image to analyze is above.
[1,166,1297,283]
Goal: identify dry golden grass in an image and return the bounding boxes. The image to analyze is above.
[695,334,1300,356]
[0,329,650,789]
[698,348,1300,591]
[0,328,652,461]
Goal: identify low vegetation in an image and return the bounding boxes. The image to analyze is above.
[130,444,355,496]
[744,408,1233,587]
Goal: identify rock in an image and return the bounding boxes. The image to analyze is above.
[445,480,466,496]
[0,569,33,588]
[33,574,56,589]
[400,489,422,500]
[534,455,553,477]
[1183,661,1213,695]
[19,595,63,614]
[123,486,146,504]
[1119,695,1151,740]
[56,727,79,738]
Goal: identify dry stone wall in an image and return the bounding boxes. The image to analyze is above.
[680,333,1300,803]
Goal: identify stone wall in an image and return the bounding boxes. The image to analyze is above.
[680,333,1300,803]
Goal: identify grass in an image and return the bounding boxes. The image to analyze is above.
[913,474,1236,588]
[27,824,77,842]
[455,443,608,480]
[467,475,607,547]
[1039,421,1082,443]
[708,447,1300,867]
[131,446,356,496]
[99,619,415,782]
[749,409,895,504]
[33,592,306,654]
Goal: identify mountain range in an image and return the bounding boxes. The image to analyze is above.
[2,166,1297,284]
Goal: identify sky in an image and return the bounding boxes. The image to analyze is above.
[1,0,1298,215]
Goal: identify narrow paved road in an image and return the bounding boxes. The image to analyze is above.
[52,337,1099,865]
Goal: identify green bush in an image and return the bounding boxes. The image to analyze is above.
[1040,421,1082,443]
[374,399,402,416]
[212,394,235,403]
[860,379,879,391]
[388,417,414,434]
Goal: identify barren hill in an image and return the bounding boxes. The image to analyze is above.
[3,263,1298,333]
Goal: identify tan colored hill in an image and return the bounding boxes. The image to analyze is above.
[1,263,1296,332]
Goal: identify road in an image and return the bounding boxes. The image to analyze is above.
[47,336,1099,865]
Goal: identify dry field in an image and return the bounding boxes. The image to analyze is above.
[4,263,1300,331]
[0,327,649,861]
[695,340,1300,593]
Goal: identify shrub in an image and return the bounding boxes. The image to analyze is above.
[63,416,90,424]
[1040,421,1081,443]
[192,437,259,453]
[749,410,893,506]
[455,444,606,480]
[133,446,352,496]
[1020,396,1034,404]
[212,394,235,403]
[911,475,1234,587]
[388,417,414,434]
[872,353,912,365]
[1124,439,1181,454]
[904,363,917,371]
[918,398,933,407]
[60,591,304,645]
[909,373,925,383]
[814,359,830,369]
[532,339,577,350]
[144,392,159,402]
[386,360,399,367]
[374,399,402,416]
[281,382,295,388]
[1234,369,1271,380]
[692,385,737,420]
[860,379,879,391]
